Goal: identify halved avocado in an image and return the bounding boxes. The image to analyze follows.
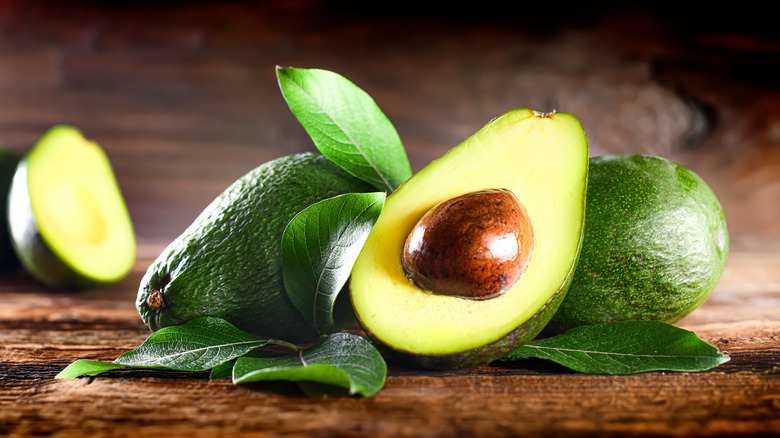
[350,109,589,369]
[6,125,136,289]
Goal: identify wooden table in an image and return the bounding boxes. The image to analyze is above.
[2,2,778,436]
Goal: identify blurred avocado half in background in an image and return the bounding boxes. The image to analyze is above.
[5,126,136,289]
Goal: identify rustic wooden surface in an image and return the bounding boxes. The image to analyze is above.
[1,2,779,437]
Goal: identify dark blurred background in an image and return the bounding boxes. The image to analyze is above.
[1,0,778,254]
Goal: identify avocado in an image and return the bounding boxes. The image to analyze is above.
[136,152,375,342]
[1,146,21,267]
[6,126,136,288]
[350,109,589,369]
[547,154,729,333]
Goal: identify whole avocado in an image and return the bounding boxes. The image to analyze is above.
[547,154,729,333]
[136,152,374,342]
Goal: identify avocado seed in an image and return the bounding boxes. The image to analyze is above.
[402,188,534,300]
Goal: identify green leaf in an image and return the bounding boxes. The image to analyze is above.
[208,359,236,380]
[276,66,412,193]
[55,360,127,379]
[56,317,296,379]
[501,320,730,374]
[233,332,387,397]
[114,317,294,371]
[283,192,385,334]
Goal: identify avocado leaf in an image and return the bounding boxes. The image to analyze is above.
[55,318,387,397]
[232,332,387,397]
[501,320,730,374]
[55,317,296,379]
[55,359,128,379]
[282,192,385,334]
[276,66,412,193]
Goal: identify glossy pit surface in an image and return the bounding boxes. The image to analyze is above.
[402,189,534,300]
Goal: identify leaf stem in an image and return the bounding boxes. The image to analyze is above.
[272,339,301,352]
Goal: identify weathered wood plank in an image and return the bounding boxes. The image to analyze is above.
[2,347,778,438]
[1,265,778,437]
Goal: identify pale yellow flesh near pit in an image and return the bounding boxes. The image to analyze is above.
[350,109,588,355]
[27,126,135,283]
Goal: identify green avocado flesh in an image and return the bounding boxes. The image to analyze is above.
[6,126,135,288]
[136,152,374,342]
[547,154,729,333]
[1,147,21,267]
[350,109,589,369]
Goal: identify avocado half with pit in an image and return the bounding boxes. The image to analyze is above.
[7,125,136,289]
[350,108,589,369]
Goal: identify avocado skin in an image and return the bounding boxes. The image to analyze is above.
[136,153,374,342]
[0,147,21,268]
[547,154,729,333]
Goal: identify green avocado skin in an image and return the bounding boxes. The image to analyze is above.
[136,153,374,342]
[0,147,21,267]
[547,154,729,333]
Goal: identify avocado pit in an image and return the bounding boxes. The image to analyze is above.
[401,188,534,300]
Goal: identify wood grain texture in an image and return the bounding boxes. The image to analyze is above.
[1,1,779,436]
[1,251,778,437]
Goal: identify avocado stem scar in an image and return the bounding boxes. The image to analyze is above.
[532,110,557,118]
[147,289,165,310]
